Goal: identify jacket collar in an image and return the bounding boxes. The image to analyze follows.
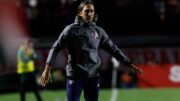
[74,16,96,26]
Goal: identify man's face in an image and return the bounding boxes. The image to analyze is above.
[79,4,95,23]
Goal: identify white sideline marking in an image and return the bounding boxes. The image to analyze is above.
[110,88,118,101]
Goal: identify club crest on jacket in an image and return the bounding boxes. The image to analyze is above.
[91,31,98,39]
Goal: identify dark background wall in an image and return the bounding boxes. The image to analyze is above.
[24,0,180,38]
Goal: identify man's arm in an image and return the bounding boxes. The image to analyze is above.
[28,48,37,61]
[100,28,143,74]
[40,25,71,87]
[18,47,30,63]
[46,25,70,65]
[40,64,52,87]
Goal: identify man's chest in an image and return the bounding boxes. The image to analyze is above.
[72,28,101,49]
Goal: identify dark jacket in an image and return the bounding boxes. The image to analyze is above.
[46,17,131,78]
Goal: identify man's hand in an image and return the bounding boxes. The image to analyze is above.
[129,64,144,74]
[40,64,52,87]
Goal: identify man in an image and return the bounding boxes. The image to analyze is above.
[40,0,143,101]
[17,39,42,101]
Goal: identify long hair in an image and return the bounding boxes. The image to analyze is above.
[76,0,98,22]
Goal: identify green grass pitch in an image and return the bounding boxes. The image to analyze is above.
[1,88,180,101]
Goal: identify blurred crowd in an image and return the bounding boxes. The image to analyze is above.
[20,0,180,37]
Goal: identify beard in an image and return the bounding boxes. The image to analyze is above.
[85,18,93,22]
[82,16,93,22]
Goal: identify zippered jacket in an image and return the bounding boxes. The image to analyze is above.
[46,17,131,78]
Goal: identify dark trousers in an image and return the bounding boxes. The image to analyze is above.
[19,72,42,101]
[66,77,100,101]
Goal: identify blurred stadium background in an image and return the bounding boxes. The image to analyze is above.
[1,0,180,101]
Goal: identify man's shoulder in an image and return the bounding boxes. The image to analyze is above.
[64,23,104,31]
[95,25,102,30]
[93,25,104,32]
[64,23,80,30]
[18,46,24,51]
[17,46,25,55]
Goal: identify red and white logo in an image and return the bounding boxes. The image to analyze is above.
[91,31,98,39]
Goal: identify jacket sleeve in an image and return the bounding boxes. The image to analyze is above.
[100,28,131,66]
[46,25,70,66]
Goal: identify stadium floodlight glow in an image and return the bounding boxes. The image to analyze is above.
[28,0,37,7]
